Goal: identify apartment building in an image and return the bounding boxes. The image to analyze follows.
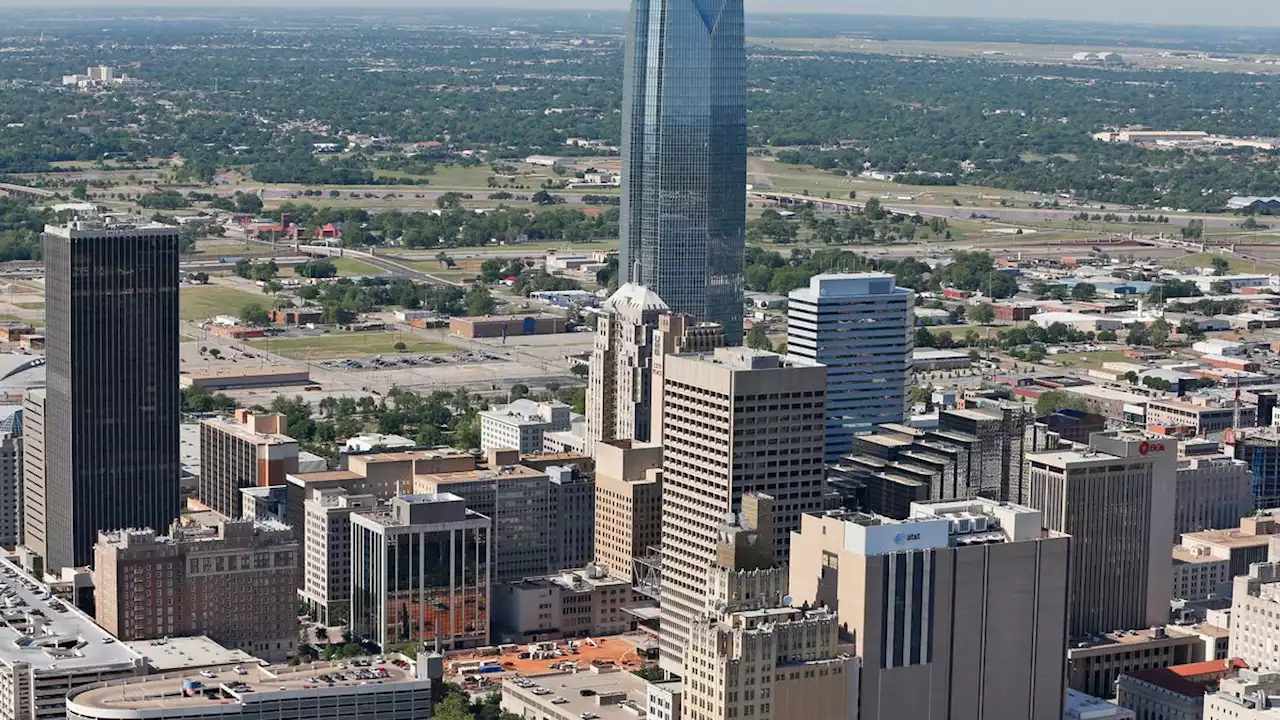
[1026,432,1174,637]
[656,347,827,672]
[350,494,491,651]
[199,411,299,519]
[593,440,663,584]
[299,489,377,626]
[93,519,301,662]
[479,399,571,454]
[648,313,727,446]
[414,463,550,583]
[788,499,1071,720]
[787,273,914,462]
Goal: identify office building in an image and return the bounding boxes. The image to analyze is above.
[0,412,21,548]
[240,485,286,523]
[788,498,1071,720]
[586,283,669,446]
[199,411,299,519]
[350,494,491,651]
[657,348,826,672]
[1065,690,1136,720]
[593,440,663,585]
[414,462,550,583]
[1172,544,1231,602]
[20,391,45,567]
[492,565,649,643]
[680,494,857,720]
[1175,457,1254,542]
[0,557,148,720]
[546,464,594,572]
[1203,669,1280,719]
[479,399,571,455]
[27,217,180,570]
[1026,432,1175,637]
[649,313,726,446]
[299,489,377,626]
[618,0,746,342]
[787,273,914,461]
[66,661,435,720]
[93,519,301,662]
[936,405,1031,502]
[1118,658,1247,720]
[124,635,258,674]
[1067,627,1207,698]
[1148,396,1255,435]
[1181,515,1280,579]
[1229,539,1280,670]
[1227,427,1280,508]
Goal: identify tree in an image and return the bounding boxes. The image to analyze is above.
[570,364,588,378]
[1097,329,1117,341]
[239,302,269,326]
[464,285,496,316]
[509,383,530,401]
[71,181,89,200]
[1071,283,1097,300]
[393,341,408,352]
[233,258,253,279]
[1181,219,1205,240]
[1147,318,1171,348]
[746,325,772,351]
[480,259,504,283]
[1035,390,1089,416]
[967,303,995,325]
[1211,257,1231,276]
[1210,280,1234,296]
[251,260,279,282]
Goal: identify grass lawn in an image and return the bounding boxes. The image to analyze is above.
[12,301,43,310]
[180,285,266,321]
[329,257,385,276]
[248,332,457,360]
[1163,252,1280,275]
[1049,350,1130,369]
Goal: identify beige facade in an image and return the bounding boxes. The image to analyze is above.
[491,565,649,643]
[1067,627,1204,698]
[199,411,299,519]
[1146,396,1256,435]
[1117,658,1246,720]
[1174,457,1254,542]
[657,348,827,672]
[1172,545,1231,601]
[585,283,670,447]
[299,489,376,626]
[414,464,550,583]
[1204,670,1280,719]
[1182,515,1279,579]
[94,519,301,662]
[648,313,727,447]
[1229,538,1280,670]
[593,440,663,583]
[1026,432,1175,637]
[788,499,1070,720]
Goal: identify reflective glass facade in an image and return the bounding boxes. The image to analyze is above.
[620,0,746,343]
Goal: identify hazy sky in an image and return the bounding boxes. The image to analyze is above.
[0,0,1276,28]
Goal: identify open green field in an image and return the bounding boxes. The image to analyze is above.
[248,332,456,360]
[12,301,43,310]
[328,257,385,277]
[180,285,266,321]
[1048,350,1130,369]
[1163,252,1280,274]
[749,157,1048,207]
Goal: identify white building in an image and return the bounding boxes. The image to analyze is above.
[1228,540,1280,670]
[1189,274,1273,294]
[299,489,377,626]
[1203,669,1280,719]
[480,399,572,454]
[343,433,415,453]
[787,273,914,462]
[1066,689,1136,719]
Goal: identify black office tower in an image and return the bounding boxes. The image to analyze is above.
[32,218,180,569]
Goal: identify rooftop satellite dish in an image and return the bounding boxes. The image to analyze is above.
[782,595,793,607]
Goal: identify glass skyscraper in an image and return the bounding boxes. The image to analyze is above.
[619,0,747,343]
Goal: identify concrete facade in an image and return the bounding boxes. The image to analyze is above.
[585,283,669,447]
[199,411,299,520]
[479,399,571,455]
[656,348,827,673]
[787,273,914,462]
[546,465,594,572]
[491,565,648,643]
[1175,457,1254,543]
[1026,432,1175,637]
[299,489,377,626]
[593,440,663,584]
[788,499,1070,720]
[1229,539,1280,671]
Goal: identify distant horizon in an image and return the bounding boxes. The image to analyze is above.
[0,1,1278,30]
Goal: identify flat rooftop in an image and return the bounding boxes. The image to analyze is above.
[0,557,143,671]
[181,366,309,379]
[503,668,649,720]
[126,636,257,672]
[417,465,546,485]
[288,470,362,484]
[1183,527,1275,549]
[200,416,293,445]
[70,661,419,712]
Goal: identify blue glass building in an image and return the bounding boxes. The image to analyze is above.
[619,0,746,343]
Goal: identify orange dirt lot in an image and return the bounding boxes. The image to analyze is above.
[450,636,648,678]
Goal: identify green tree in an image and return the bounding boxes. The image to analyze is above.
[1211,257,1231,276]
[1210,280,1234,295]
[239,302,270,326]
[480,259,504,283]
[464,285,496,316]
[746,325,773,351]
[1035,390,1089,416]
[967,302,995,325]
[1071,283,1097,300]
[509,383,530,401]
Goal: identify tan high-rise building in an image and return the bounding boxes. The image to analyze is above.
[679,493,857,720]
[1026,431,1175,637]
[94,518,301,662]
[657,347,826,672]
[199,411,299,519]
[594,440,663,584]
[299,488,377,626]
[649,313,726,447]
[586,283,670,446]
[789,498,1071,720]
